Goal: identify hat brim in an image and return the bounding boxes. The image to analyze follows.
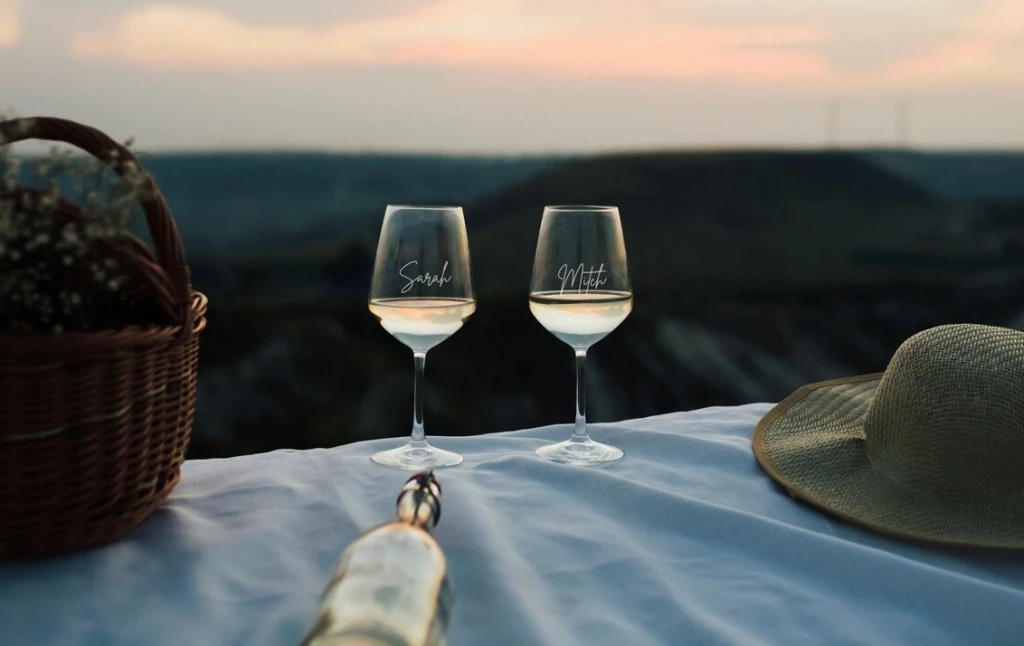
[754,374,1024,549]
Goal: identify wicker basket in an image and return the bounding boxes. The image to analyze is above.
[0,117,207,558]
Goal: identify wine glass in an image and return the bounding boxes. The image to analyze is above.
[368,205,475,469]
[530,205,632,465]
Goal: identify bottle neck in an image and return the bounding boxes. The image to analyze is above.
[395,474,441,530]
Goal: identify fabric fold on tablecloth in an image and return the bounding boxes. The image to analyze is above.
[2,404,1023,645]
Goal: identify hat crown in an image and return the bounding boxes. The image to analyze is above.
[864,324,1024,515]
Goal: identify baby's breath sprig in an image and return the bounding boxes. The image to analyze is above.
[0,112,161,334]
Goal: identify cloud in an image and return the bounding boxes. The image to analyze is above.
[874,0,1024,86]
[69,0,831,82]
[66,0,1024,88]
[33,0,431,28]
[0,0,20,49]
[68,0,582,70]
[966,0,1024,40]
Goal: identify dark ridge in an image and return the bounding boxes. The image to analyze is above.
[465,151,961,297]
[135,153,565,253]
[468,150,938,226]
[865,150,1024,202]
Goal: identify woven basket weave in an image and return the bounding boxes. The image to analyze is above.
[0,117,207,558]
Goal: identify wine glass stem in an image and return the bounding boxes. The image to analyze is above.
[411,351,427,446]
[573,349,589,441]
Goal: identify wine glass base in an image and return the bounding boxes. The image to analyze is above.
[371,442,464,470]
[536,437,624,465]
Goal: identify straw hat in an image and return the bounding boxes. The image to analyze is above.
[753,323,1024,549]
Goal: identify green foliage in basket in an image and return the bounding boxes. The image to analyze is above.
[0,111,165,334]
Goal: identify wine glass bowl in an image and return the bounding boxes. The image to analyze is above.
[368,205,473,469]
[528,291,632,350]
[368,297,476,354]
[529,205,631,465]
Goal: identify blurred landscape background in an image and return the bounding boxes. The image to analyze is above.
[2,0,1022,457]
[155,148,1024,458]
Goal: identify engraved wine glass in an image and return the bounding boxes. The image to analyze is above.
[530,205,632,465]
[368,205,474,469]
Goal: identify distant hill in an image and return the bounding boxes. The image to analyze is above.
[159,149,1024,458]
[865,150,1024,202]
[182,150,1024,303]
[466,151,979,299]
[471,150,936,223]
[134,152,567,254]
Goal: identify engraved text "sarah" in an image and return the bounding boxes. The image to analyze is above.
[400,261,452,294]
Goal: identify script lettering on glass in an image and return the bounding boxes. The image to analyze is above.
[399,261,452,294]
[558,263,607,295]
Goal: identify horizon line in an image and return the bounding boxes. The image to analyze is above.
[10,143,1024,158]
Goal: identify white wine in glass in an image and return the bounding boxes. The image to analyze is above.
[530,205,632,465]
[368,205,474,469]
[528,291,633,349]
[368,298,476,354]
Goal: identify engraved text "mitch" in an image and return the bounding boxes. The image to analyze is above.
[558,263,607,294]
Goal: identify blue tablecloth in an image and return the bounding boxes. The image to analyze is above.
[2,404,1023,645]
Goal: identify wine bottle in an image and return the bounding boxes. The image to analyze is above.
[300,472,452,646]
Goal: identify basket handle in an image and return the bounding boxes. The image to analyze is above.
[0,117,194,340]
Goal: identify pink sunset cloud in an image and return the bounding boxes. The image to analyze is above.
[66,0,1024,89]
[69,0,831,82]
[874,0,1024,87]
[392,22,831,81]
[0,0,20,49]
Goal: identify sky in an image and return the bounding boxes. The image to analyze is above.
[1,0,1022,152]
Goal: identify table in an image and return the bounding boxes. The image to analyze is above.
[2,404,1023,645]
